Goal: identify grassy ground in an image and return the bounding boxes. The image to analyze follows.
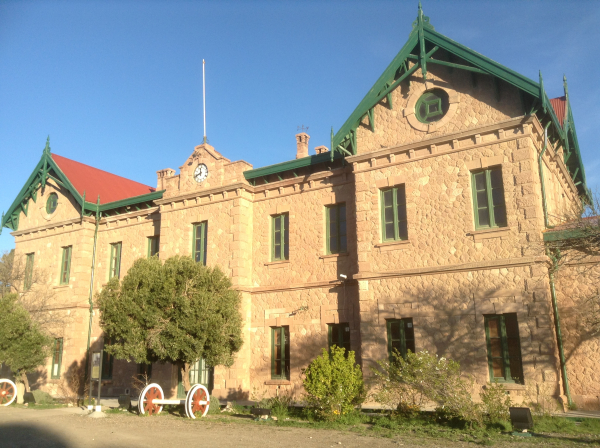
[107,403,600,446]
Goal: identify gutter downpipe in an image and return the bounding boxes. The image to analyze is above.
[84,197,101,404]
[539,121,573,406]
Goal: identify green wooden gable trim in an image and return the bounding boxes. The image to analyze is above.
[243,4,587,196]
[1,138,165,233]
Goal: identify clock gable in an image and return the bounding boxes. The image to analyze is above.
[157,142,253,199]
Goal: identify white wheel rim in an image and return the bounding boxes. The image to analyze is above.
[185,384,210,419]
[0,379,17,406]
[138,383,163,416]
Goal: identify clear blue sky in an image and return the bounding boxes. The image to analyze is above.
[1,0,599,252]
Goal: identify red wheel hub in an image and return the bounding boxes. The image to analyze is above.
[191,388,209,415]
[144,386,162,416]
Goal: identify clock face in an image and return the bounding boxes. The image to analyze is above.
[194,163,208,183]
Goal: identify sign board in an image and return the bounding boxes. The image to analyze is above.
[91,352,101,380]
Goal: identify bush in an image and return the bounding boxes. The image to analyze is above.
[481,381,511,422]
[303,346,365,421]
[31,389,55,405]
[371,350,483,427]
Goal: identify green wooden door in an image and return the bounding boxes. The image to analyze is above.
[177,359,214,398]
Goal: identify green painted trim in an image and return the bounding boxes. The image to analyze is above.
[51,337,63,379]
[270,326,288,380]
[59,246,72,285]
[109,242,122,280]
[270,214,289,261]
[244,151,339,180]
[98,191,165,212]
[548,267,573,404]
[24,253,34,290]
[192,222,207,265]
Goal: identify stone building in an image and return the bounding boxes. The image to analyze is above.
[2,7,597,409]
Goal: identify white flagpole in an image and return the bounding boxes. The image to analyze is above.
[203,59,207,144]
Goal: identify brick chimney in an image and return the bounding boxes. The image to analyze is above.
[295,132,310,159]
[315,145,329,154]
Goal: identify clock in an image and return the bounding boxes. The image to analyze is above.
[194,163,208,183]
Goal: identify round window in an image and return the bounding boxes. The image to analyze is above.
[415,89,449,123]
[46,193,58,214]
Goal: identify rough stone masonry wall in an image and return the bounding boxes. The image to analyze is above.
[248,169,360,398]
[553,256,600,410]
[349,104,576,401]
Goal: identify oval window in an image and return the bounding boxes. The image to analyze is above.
[46,193,58,214]
[415,89,449,123]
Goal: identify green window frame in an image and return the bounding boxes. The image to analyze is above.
[51,338,63,379]
[415,89,449,123]
[381,185,408,242]
[271,326,290,380]
[147,236,160,258]
[271,214,289,261]
[471,167,507,229]
[24,253,34,290]
[192,222,207,265]
[59,246,72,285]
[109,242,122,280]
[386,318,415,361]
[326,203,347,254]
[46,193,58,214]
[328,323,351,354]
[101,339,114,380]
[484,314,524,384]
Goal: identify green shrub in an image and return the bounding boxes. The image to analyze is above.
[480,381,511,422]
[207,396,221,415]
[31,389,55,405]
[303,346,365,421]
[371,350,483,427]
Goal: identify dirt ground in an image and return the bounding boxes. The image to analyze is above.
[0,406,593,448]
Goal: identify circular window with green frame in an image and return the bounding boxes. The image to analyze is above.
[46,193,58,214]
[415,89,450,123]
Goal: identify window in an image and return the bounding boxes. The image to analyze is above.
[192,222,207,265]
[148,236,160,258]
[328,323,351,354]
[471,167,507,229]
[51,338,63,379]
[59,246,72,285]
[101,339,114,380]
[271,214,289,261]
[386,318,415,361]
[326,203,347,254]
[137,362,152,379]
[271,326,290,380]
[484,314,524,384]
[46,193,58,214]
[415,89,449,123]
[24,253,34,290]
[109,243,122,279]
[381,185,408,242]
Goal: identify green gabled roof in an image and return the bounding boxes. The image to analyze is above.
[245,4,587,196]
[1,138,164,234]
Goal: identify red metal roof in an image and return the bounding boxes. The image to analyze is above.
[549,96,566,127]
[52,154,155,205]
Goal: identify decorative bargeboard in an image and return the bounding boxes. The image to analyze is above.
[138,383,210,419]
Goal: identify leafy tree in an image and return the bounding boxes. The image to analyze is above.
[303,346,365,420]
[97,255,243,391]
[0,294,52,391]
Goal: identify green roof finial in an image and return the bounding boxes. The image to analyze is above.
[539,71,547,114]
[43,136,51,155]
[563,74,569,98]
[413,1,434,31]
